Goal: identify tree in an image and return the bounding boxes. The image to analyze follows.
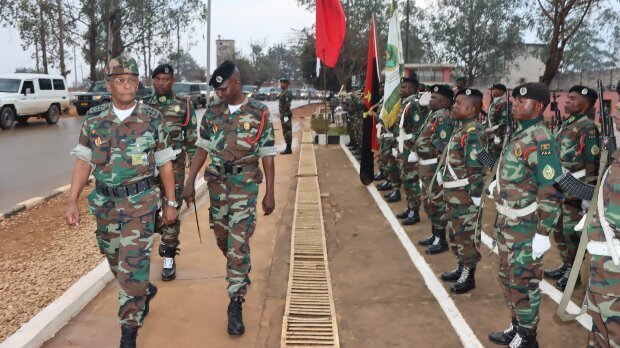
[162,50,205,81]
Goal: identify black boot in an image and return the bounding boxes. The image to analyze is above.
[350,148,360,156]
[488,317,518,345]
[385,189,401,203]
[119,325,138,348]
[419,226,436,246]
[441,262,463,282]
[425,230,448,255]
[543,262,568,279]
[227,296,245,335]
[161,245,179,281]
[346,141,356,149]
[451,266,476,294]
[508,326,539,348]
[402,209,420,225]
[143,283,158,318]
[556,266,581,290]
[396,208,411,219]
[373,171,386,181]
[376,181,392,191]
[354,153,362,161]
[281,142,292,155]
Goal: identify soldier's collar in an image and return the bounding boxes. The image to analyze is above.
[156,91,174,103]
[515,117,542,134]
[565,113,586,125]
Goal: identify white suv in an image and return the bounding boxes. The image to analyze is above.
[0,73,71,129]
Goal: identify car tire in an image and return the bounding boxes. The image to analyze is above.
[0,106,15,129]
[46,104,60,125]
[76,107,89,116]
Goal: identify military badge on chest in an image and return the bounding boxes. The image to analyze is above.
[131,153,148,165]
[159,96,167,103]
[540,143,552,156]
[542,164,555,180]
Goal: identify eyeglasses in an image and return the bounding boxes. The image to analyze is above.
[108,77,139,87]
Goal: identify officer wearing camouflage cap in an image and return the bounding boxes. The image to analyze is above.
[65,55,178,348]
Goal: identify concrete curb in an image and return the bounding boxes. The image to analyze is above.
[0,177,207,348]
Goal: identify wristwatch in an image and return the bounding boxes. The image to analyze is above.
[165,199,179,208]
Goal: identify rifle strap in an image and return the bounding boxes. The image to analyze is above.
[426,141,450,199]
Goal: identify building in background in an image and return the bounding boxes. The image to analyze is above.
[404,63,455,85]
[216,36,235,67]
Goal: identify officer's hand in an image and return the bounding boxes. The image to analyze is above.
[65,202,80,226]
[487,180,497,199]
[532,233,551,260]
[163,205,178,225]
[262,193,275,216]
[407,151,419,163]
[581,199,591,212]
[391,148,398,158]
[471,196,481,207]
[183,183,196,206]
[494,135,501,145]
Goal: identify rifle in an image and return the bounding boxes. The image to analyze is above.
[550,91,562,132]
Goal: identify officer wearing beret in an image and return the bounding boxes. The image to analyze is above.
[279,77,293,154]
[439,88,486,294]
[543,85,600,290]
[486,84,509,158]
[416,84,454,254]
[65,55,178,347]
[146,64,198,281]
[454,76,468,94]
[488,82,563,347]
[183,60,276,336]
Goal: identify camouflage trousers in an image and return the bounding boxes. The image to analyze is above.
[400,157,420,210]
[155,184,184,248]
[377,135,391,174]
[496,214,542,330]
[419,167,446,229]
[588,290,620,347]
[95,212,156,326]
[551,198,583,264]
[208,178,258,297]
[354,116,364,145]
[280,112,292,145]
[445,197,481,267]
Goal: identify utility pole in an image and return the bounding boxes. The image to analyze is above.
[73,46,78,87]
[405,0,410,63]
[206,0,212,105]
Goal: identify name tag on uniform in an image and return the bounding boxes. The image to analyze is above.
[131,153,148,165]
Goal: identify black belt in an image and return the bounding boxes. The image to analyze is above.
[96,177,155,198]
[214,163,258,175]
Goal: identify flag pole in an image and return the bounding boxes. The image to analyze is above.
[322,49,330,123]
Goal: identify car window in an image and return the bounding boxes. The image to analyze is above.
[258,87,270,93]
[199,84,207,91]
[39,79,52,90]
[21,80,34,94]
[89,82,107,92]
[139,82,145,89]
[172,84,190,93]
[0,78,21,93]
[190,85,198,92]
[52,79,66,90]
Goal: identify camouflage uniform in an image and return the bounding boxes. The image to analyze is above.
[487,96,508,158]
[492,117,563,330]
[279,88,293,146]
[395,95,425,211]
[71,102,175,326]
[196,97,276,297]
[351,93,365,147]
[146,92,198,249]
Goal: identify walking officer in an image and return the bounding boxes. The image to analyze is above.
[279,77,293,155]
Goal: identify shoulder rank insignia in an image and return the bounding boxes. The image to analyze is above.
[591,144,600,156]
[159,96,167,103]
[542,164,555,180]
[440,130,447,139]
[515,147,522,157]
[95,137,102,147]
[414,114,420,122]
[243,122,251,130]
[174,105,180,112]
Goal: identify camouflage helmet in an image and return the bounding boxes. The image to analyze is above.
[106,55,139,76]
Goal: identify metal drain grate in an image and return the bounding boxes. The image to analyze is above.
[281,133,339,347]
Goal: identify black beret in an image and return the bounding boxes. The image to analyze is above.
[402,76,419,86]
[512,82,550,106]
[456,88,483,99]
[491,83,507,92]
[209,60,236,88]
[430,84,455,100]
[569,85,598,102]
[151,64,174,78]
[279,77,290,83]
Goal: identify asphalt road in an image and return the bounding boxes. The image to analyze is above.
[0,99,309,213]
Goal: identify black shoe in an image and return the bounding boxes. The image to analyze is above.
[508,326,539,348]
[281,144,292,155]
[419,226,436,246]
[396,208,411,219]
[373,171,386,181]
[402,209,420,225]
[228,296,245,335]
[120,325,138,348]
[556,267,581,290]
[346,142,356,148]
[143,283,157,318]
[425,236,448,255]
[376,181,392,191]
[451,267,476,294]
[488,318,518,345]
[543,263,568,279]
[350,148,360,156]
[441,262,463,282]
[161,245,179,281]
[385,189,401,203]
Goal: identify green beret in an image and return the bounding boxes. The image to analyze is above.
[456,88,483,99]
[209,60,235,88]
[107,55,139,76]
[430,84,454,100]
[569,85,597,103]
[512,82,550,106]
[151,64,174,78]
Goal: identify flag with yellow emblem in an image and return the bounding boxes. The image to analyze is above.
[379,0,403,129]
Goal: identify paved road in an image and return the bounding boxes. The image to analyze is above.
[0,100,308,213]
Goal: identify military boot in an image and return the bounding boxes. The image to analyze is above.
[376,181,392,191]
[425,232,448,255]
[488,317,518,345]
[281,143,292,155]
[350,148,360,156]
[143,283,158,318]
[228,296,245,335]
[451,266,475,294]
[440,262,463,282]
[373,171,386,181]
[354,153,362,161]
[161,245,179,281]
[418,226,436,246]
[385,189,401,203]
[508,326,538,348]
[402,209,420,225]
[396,207,411,219]
[119,325,138,348]
[346,141,356,149]
[556,266,581,290]
[543,262,568,279]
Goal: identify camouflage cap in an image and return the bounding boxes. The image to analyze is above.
[107,55,139,76]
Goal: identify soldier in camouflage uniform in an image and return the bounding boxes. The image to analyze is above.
[279,78,293,155]
[437,88,486,294]
[488,83,563,348]
[65,55,178,348]
[585,82,620,348]
[486,84,509,158]
[543,85,600,290]
[416,84,454,254]
[145,64,198,281]
[183,61,276,336]
[393,77,424,223]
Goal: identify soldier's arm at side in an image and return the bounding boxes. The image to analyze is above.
[183,104,199,165]
[583,126,601,185]
[183,147,208,205]
[65,159,92,226]
[262,155,275,215]
[530,139,564,237]
[158,161,178,224]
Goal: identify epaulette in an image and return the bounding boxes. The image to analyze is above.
[88,103,109,114]
[140,104,162,119]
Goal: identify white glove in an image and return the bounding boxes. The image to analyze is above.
[487,180,497,199]
[391,148,398,158]
[581,199,591,212]
[494,135,501,145]
[284,117,289,122]
[408,151,419,163]
[376,123,382,139]
[471,196,481,207]
[574,214,587,232]
[437,172,443,185]
[532,233,551,260]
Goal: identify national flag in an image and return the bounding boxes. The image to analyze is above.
[360,14,380,185]
[379,0,403,129]
[315,0,346,67]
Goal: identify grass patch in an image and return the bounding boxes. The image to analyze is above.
[311,117,347,135]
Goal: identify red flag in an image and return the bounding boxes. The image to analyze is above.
[363,15,380,151]
[315,0,346,67]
